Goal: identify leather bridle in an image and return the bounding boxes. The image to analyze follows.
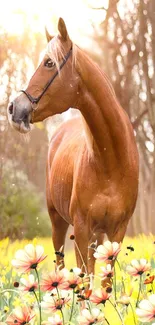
[21,47,72,106]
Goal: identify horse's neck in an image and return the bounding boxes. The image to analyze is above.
[76,50,131,171]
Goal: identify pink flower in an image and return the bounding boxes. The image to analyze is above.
[136,294,155,322]
[94,241,121,263]
[12,244,47,273]
[127,259,151,277]
[99,264,114,280]
[19,274,38,292]
[6,306,35,325]
[61,267,82,290]
[90,288,111,305]
[42,292,70,313]
[42,314,63,325]
[77,308,104,325]
[40,270,67,291]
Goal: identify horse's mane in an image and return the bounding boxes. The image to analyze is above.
[46,38,94,154]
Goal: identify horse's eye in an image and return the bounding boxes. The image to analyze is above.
[44,58,55,68]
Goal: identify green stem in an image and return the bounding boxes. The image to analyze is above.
[56,287,65,325]
[109,300,124,324]
[34,268,42,324]
[69,290,75,322]
[116,258,125,293]
[33,290,41,325]
[60,304,65,324]
[0,314,6,321]
[105,317,111,325]
[35,268,41,303]
[129,302,137,325]
[114,264,117,300]
[86,300,92,313]
[136,275,142,307]
[1,289,19,294]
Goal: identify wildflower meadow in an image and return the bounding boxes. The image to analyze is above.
[1,235,155,325]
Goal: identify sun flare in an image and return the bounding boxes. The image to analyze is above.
[0,0,106,46]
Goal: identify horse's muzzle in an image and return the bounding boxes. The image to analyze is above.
[7,100,32,133]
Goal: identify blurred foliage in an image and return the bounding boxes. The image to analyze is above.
[0,23,49,240]
[0,22,48,192]
[0,161,51,240]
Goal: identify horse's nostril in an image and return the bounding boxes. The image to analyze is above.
[9,103,13,115]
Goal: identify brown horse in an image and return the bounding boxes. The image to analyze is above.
[8,18,139,279]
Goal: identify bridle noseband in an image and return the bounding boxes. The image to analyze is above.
[21,47,72,105]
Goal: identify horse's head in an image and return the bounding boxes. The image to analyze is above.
[8,18,80,133]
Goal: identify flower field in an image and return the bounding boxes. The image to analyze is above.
[1,235,155,325]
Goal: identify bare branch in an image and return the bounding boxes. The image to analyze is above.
[132,109,148,129]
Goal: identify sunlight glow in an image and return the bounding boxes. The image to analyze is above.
[0,0,108,47]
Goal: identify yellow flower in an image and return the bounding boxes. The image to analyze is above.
[12,297,22,307]
[0,276,6,284]
[32,238,38,246]
[4,305,9,313]
[26,294,35,305]
[12,270,17,277]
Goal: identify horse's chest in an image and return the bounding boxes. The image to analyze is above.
[50,156,74,222]
[50,149,100,222]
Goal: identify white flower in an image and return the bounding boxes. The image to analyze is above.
[12,244,47,273]
[77,308,104,325]
[127,259,150,277]
[94,241,121,262]
[20,274,38,291]
[99,264,114,279]
[136,294,155,322]
[42,314,63,325]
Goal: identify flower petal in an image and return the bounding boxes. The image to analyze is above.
[138,299,154,312]
[91,308,100,318]
[81,308,91,319]
[149,295,155,308]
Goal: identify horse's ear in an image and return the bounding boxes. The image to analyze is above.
[45,27,53,43]
[58,18,68,41]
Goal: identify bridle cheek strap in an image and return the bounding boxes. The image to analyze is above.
[21,47,72,105]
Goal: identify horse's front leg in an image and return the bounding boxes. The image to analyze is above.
[74,216,89,274]
[50,210,69,269]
